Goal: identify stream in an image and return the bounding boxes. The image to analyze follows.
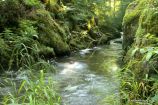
[0,38,123,105]
[53,38,123,105]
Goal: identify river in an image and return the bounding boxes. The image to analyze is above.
[53,38,123,105]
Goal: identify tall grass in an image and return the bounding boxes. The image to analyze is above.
[2,70,61,105]
[120,47,158,104]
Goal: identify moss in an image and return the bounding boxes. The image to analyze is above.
[0,0,119,70]
[46,2,60,13]
[123,0,147,26]
[69,33,87,50]
[23,0,42,9]
[36,44,55,57]
[124,0,158,37]
[69,38,85,50]
[31,9,70,55]
[135,25,145,37]
[139,7,158,36]
[68,30,96,50]
[123,9,140,26]
[122,0,150,51]
[134,1,158,46]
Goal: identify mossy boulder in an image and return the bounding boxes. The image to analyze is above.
[122,0,145,51]
[30,9,70,55]
[123,0,158,74]
[123,0,158,44]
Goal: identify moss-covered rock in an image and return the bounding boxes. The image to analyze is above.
[30,9,70,55]
[123,0,158,75]
[122,0,145,51]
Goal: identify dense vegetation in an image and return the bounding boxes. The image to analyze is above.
[121,0,158,104]
[0,0,123,71]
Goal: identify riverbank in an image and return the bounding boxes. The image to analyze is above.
[0,38,123,105]
[121,0,158,104]
[0,0,121,71]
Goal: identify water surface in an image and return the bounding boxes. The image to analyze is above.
[53,38,123,105]
[0,38,122,105]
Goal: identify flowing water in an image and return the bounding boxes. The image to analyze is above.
[53,38,123,105]
[0,38,123,105]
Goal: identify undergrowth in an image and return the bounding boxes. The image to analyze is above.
[121,0,158,104]
[1,69,60,105]
[121,46,158,105]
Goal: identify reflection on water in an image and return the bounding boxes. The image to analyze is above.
[59,62,87,75]
[53,38,123,105]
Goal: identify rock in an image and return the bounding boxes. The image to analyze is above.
[122,1,141,52]
[31,9,70,56]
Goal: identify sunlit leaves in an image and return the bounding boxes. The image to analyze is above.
[131,47,139,57]
[131,46,158,61]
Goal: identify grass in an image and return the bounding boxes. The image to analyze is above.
[1,70,61,105]
[120,56,158,104]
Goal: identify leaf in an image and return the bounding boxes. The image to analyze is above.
[146,52,153,61]
[18,80,26,95]
[140,48,147,54]
[131,47,139,57]
[147,47,154,52]
[151,94,158,104]
[154,49,158,54]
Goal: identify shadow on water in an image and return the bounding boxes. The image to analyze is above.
[53,38,123,105]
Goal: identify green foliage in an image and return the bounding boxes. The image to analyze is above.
[122,46,158,103]
[139,7,158,35]
[0,37,9,69]
[0,0,25,27]
[19,20,38,39]
[122,0,158,104]
[0,21,39,69]
[0,0,126,70]
[9,20,39,69]
[23,0,41,8]
[0,0,132,104]
[123,9,140,26]
[31,9,70,55]
[2,70,60,105]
